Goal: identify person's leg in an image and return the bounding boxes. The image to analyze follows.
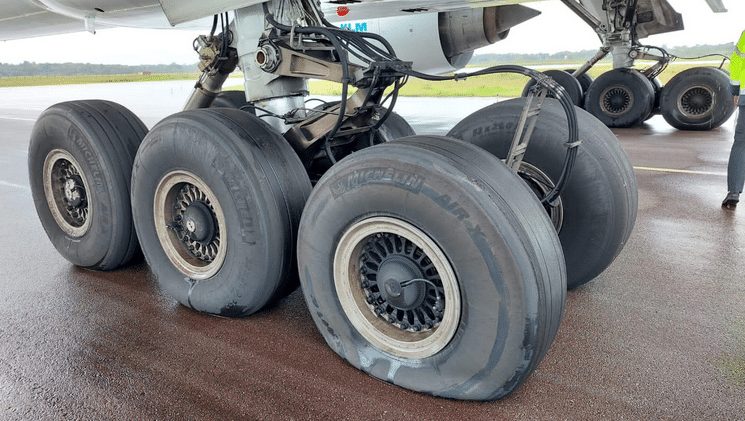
[724,102,745,209]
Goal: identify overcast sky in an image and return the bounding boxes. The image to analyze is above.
[0,0,743,65]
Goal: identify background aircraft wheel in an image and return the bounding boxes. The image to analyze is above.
[132,108,311,316]
[564,68,594,93]
[644,78,663,122]
[297,137,566,400]
[584,68,655,128]
[28,100,147,270]
[448,98,637,289]
[522,69,584,106]
[374,110,415,140]
[659,67,735,131]
[652,78,663,114]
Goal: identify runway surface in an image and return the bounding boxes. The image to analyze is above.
[0,82,744,419]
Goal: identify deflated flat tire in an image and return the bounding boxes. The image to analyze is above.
[131,108,311,316]
[298,136,565,400]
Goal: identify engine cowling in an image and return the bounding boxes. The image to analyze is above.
[334,5,540,75]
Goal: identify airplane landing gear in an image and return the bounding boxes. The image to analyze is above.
[582,66,735,130]
[27,0,634,401]
[561,0,732,131]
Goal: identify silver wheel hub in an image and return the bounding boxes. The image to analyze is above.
[154,171,227,280]
[334,217,460,359]
[42,149,92,237]
[600,85,634,116]
[678,85,714,118]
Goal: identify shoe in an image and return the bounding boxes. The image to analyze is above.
[722,192,740,210]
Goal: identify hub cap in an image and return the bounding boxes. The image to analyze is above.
[154,171,227,280]
[334,217,461,359]
[43,149,92,237]
[600,85,634,116]
[678,86,714,119]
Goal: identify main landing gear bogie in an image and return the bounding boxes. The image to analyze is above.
[27,93,634,400]
[528,64,734,130]
[26,2,640,402]
[574,66,733,130]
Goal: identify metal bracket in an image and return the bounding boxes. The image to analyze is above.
[183,33,239,111]
[505,87,548,172]
[284,89,371,159]
[270,44,364,84]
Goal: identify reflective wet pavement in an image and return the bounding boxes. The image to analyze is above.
[0,82,743,419]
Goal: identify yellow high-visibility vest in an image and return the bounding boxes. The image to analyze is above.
[731,31,745,91]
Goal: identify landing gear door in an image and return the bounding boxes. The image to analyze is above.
[159,0,265,25]
[634,0,684,39]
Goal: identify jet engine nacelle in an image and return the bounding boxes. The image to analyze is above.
[334,5,540,75]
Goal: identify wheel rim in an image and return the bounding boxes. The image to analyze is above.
[600,85,634,116]
[518,162,564,233]
[154,171,227,280]
[43,149,92,237]
[678,85,714,119]
[334,217,461,359]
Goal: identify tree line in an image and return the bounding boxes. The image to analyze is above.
[0,43,734,77]
[0,62,197,77]
[470,43,735,66]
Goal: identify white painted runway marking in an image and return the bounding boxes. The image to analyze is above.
[0,180,29,191]
[634,166,726,177]
[0,115,36,122]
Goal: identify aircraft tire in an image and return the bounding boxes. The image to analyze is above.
[659,67,735,131]
[376,110,416,140]
[564,68,594,93]
[584,68,655,128]
[131,108,311,316]
[522,69,584,106]
[28,100,147,270]
[644,78,663,121]
[448,98,638,289]
[209,91,258,116]
[297,136,566,400]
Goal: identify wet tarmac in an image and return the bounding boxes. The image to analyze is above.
[0,82,744,419]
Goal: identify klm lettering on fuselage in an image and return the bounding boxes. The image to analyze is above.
[339,22,368,32]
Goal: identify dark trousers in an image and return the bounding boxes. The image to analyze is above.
[728,102,745,193]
